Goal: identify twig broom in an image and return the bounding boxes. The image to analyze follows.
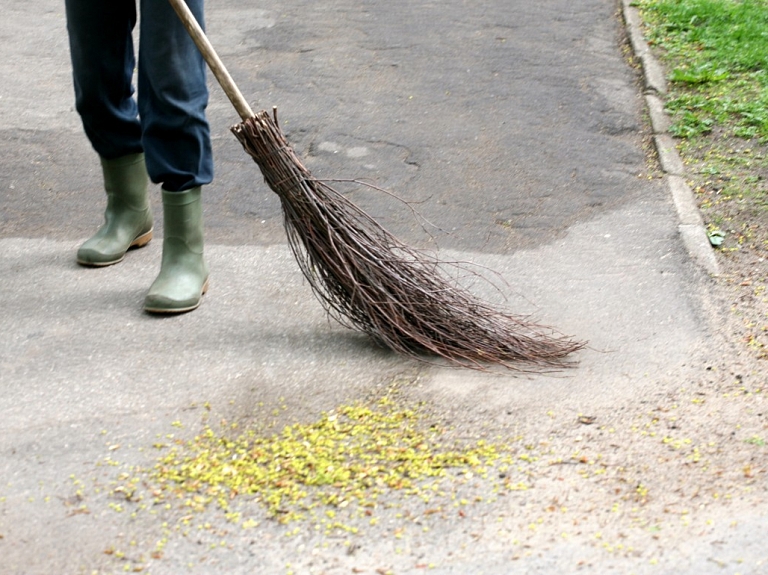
[168,0,586,370]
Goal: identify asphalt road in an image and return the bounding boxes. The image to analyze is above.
[3,0,647,253]
[0,1,749,574]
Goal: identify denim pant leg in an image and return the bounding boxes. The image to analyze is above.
[138,0,213,192]
[65,0,143,160]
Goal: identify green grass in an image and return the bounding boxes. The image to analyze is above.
[636,0,768,250]
[637,0,768,140]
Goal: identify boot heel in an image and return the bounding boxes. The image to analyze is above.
[131,228,154,249]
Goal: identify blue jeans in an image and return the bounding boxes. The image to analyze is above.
[65,0,213,192]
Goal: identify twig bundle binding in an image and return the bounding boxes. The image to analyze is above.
[232,110,585,371]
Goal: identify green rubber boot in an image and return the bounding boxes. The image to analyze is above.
[77,153,153,266]
[144,187,209,314]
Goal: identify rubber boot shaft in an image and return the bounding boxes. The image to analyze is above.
[144,187,208,313]
[77,153,153,266]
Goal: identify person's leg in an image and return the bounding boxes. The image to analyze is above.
[66,0,153,266]
[138,0,212,312]
[137,0,213,191]
[65,0,143,159]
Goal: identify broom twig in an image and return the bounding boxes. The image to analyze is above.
[233,111,586,371]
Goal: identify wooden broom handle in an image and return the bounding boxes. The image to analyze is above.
[167,0,255,121]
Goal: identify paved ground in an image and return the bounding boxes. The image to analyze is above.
[1,1,765,574]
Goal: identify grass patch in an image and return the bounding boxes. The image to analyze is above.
[635,0,768,226]
[638,0,768,141]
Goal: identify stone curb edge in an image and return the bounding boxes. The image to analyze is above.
[620,0,721,276]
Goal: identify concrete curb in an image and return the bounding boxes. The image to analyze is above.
[620,0,720,276]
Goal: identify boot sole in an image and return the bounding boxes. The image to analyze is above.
[144,278,209,315]
[76,229,154,267]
